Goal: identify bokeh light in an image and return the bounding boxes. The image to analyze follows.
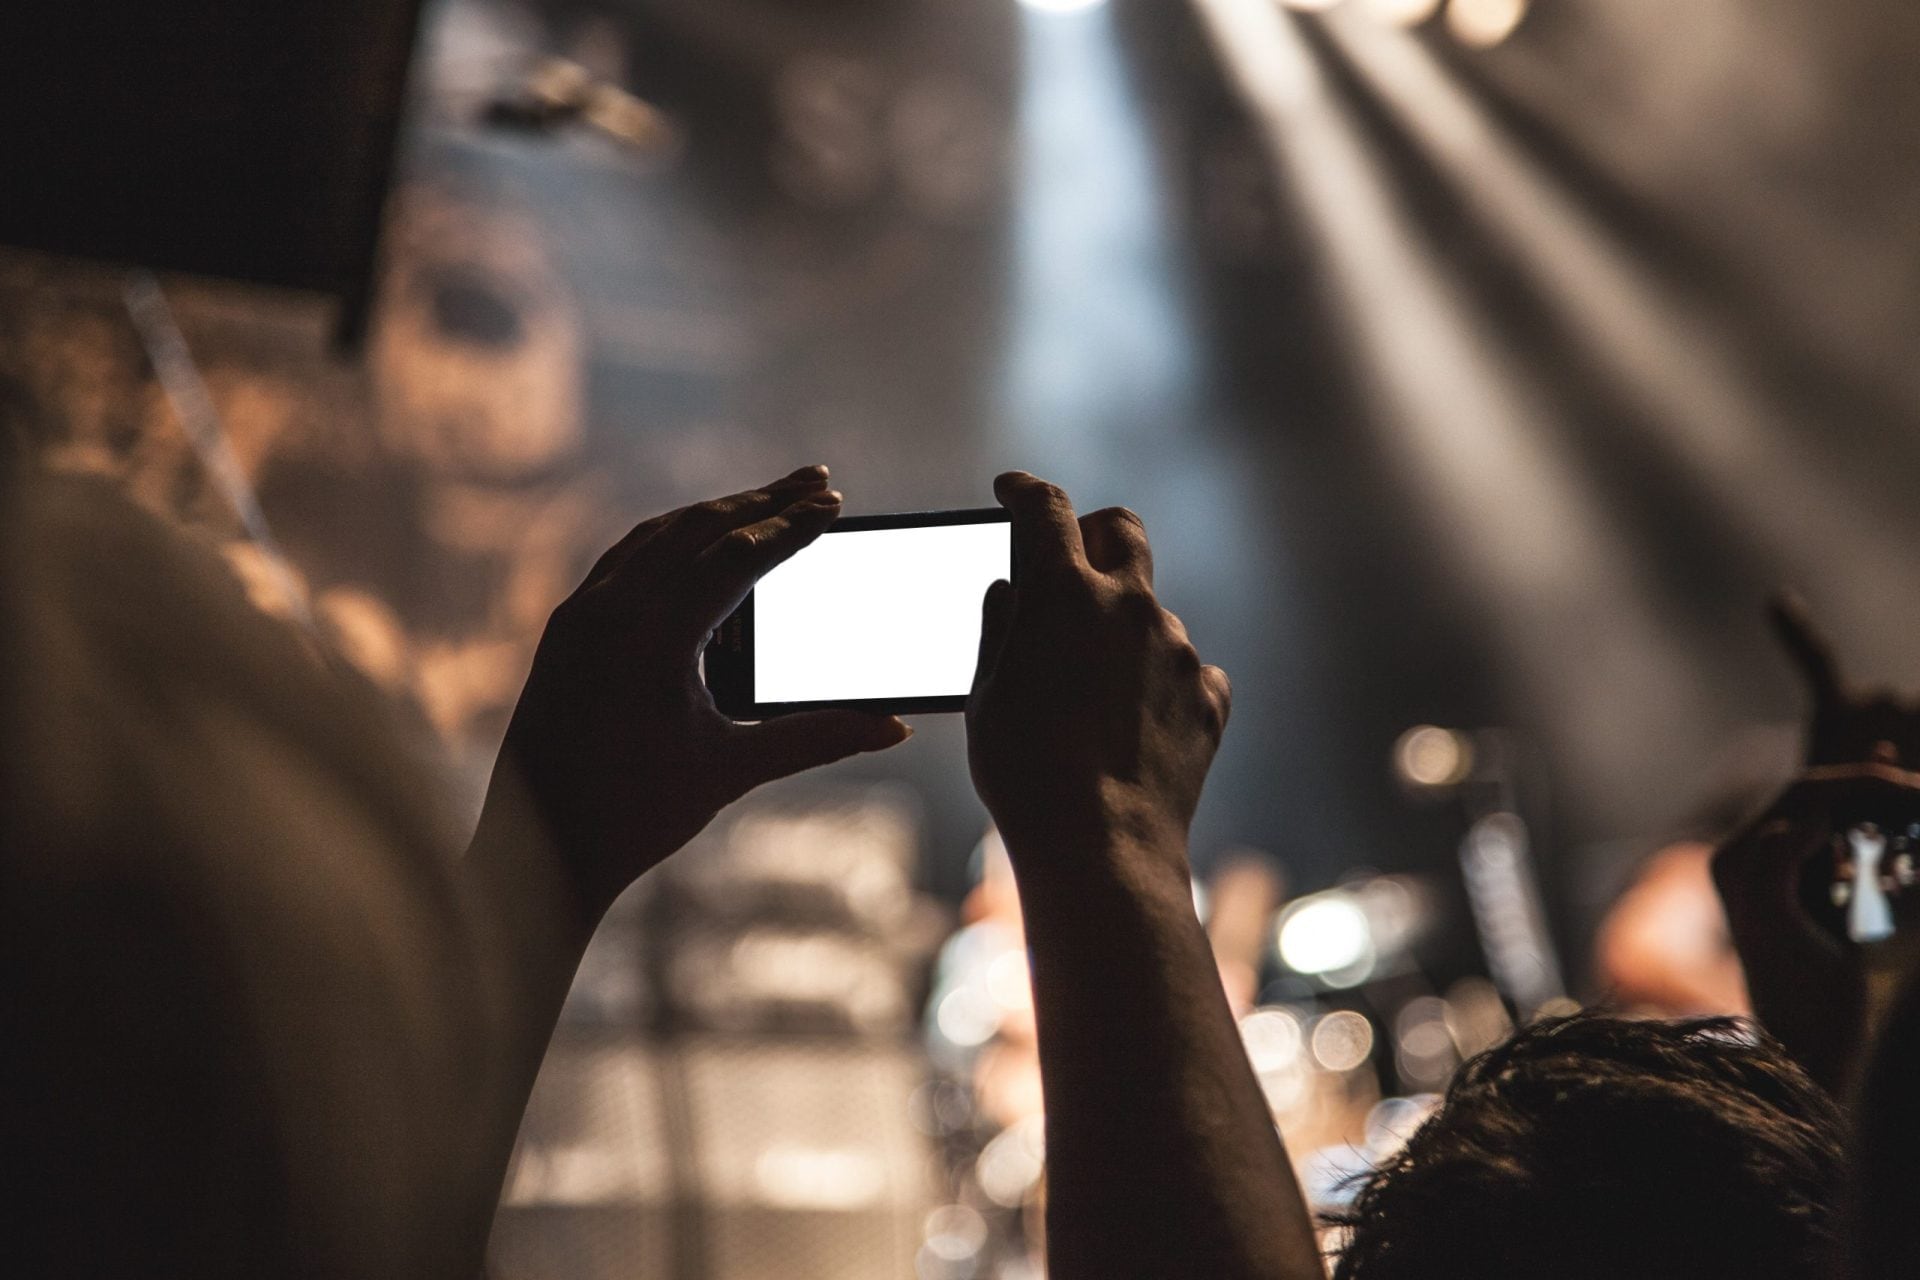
[1446,0,1531,48]
[1311,1010,1377,1072]
[1394,724,1473,788]
[1277,892,1373,976]
[1240,1007,1306,1073]
[1365,0,1444,24]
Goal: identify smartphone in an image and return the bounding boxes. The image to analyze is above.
[1818,820,1920,943]
[704,508,1014,717]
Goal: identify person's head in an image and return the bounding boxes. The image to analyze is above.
[1329,1014,1845,1280]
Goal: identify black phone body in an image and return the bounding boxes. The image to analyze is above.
[704,508,1014,718]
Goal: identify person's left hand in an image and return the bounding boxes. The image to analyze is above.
[484,466,911,916]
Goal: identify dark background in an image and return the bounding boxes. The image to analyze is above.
[7,0,1920,984]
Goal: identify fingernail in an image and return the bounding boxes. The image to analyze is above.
[783,464,830,486]
[802,489,844,508]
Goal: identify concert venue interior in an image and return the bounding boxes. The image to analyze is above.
[6,1,1920,1277]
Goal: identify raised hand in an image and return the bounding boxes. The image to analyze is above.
[961,473,1321,1280]
[1712,596,1920,1095]
[483,466,911,918]
[1772,592,1920,774]
[966,471,1230,890]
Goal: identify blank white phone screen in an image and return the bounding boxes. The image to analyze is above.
[753,521,1011,702]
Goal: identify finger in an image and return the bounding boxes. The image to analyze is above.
[971,579,1016,695]
[680,489,844,634]
[1769,591,1844,706]
[1712,777,1852,903]
[1202,664,1233,735]
[994,471,1086,578]
[729,711,913,789]
[1163,607,1190,647]
[635,465,833,572]
[1080,506,1153,585]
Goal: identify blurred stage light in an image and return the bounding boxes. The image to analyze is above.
[1240,1007,1306,1073]
[1016,0,1109,12]
[753,1144,889,1210]
[1277,892,1374,977]
[1191,0,1706,818]
[935,985,1001,1048]
[1310,1010,1376,1072]
[986,949,1034,1012]
[1446,0,1530,47]
[1365,1093,1440,1156]
[1366,0,1443,24]
[1394,724,1474,788]
[922,1204,989,1264]
[1393,995,1459,1089]
[975,1115,1047,1207]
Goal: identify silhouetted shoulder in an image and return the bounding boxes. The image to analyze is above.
[0,471,484,1279]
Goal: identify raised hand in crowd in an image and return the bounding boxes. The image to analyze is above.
[462,467,915,1258]
[1712,596,1920,1097]
[967,472,1326,1280]
[471,463,908,922]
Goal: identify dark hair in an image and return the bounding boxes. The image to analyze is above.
[1328,1014,1845,1280]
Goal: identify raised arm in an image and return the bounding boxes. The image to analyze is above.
[1712,598,1920,1099]
[965,472,1325,1280]
[457,467,911,1263]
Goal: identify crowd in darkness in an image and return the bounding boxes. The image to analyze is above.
[9,450,1920,1280]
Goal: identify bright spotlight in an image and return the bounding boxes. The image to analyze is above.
[1016,0,1109,12]
[1394,725,1473,788]
[1277,893,1373,976]
[1446,0,1530,47]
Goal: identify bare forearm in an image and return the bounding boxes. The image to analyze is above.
[457,759,609,1228]
[1013,828,1325,1280]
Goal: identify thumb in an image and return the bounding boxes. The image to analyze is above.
[971,578,1016,697]
[730,711,913,789]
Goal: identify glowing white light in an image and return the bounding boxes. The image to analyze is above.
[1240,1008,1305,1073]
[976,1116,1048,1207]
[1016,0,1109,12]
[1394,725,1472,788]
[1311,1010,1376,1072]
[923,1204,989,1261]
[754,1146,887,1209]
[1278,894,1373,975]
[936,987,1001,1048]
[1446,0,1530,47]
[1365,0,1442,23]
[1259,1067,1309,1115]
[986,949,1034,1012]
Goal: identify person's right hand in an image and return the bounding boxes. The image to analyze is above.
[965,472,1231,891]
